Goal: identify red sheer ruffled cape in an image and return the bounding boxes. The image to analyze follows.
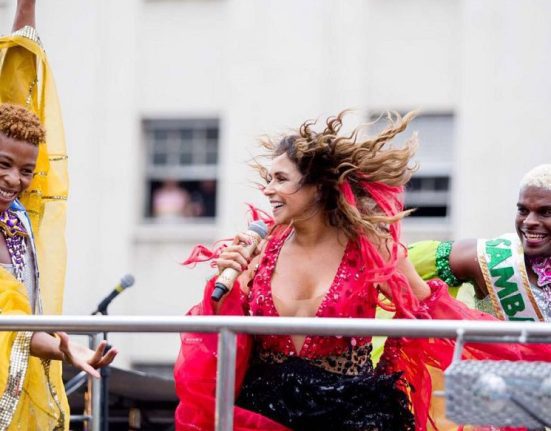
[174,277,551,431]
[174,278,290,431]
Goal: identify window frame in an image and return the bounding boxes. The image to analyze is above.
[367,111,455,223]
[142,118,220,223]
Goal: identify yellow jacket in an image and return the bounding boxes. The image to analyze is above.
[0,26,69,430]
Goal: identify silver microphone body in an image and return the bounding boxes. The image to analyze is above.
[211,221,268,302]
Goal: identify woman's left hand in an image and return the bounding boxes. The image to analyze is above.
[57,332,118,378]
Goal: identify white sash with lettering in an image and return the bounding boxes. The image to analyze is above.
[477,233,544,321]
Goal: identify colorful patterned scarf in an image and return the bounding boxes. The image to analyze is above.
[0,209,28,281]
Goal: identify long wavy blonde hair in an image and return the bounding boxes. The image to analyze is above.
[256,110,418,242]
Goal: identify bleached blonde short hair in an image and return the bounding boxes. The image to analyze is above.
[520,164,551,191]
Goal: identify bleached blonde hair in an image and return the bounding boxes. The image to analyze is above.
[520,164,551,191]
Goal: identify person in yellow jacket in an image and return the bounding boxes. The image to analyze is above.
[0,2,116,430]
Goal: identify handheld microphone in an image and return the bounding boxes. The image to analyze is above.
[211,220,268,302]
[93,274,135,314]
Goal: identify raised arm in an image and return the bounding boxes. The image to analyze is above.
[12,0,36,31]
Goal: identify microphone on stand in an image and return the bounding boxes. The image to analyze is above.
[93,274,135,315]
[211,220,268,302]
[90,273,134,431]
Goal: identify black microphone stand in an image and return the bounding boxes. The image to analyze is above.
[89,275,134,431]
[91,306,111,431]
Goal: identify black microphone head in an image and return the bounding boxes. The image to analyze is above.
[120,274,135,289]
[211,283,229,302]
[248,220,268,239]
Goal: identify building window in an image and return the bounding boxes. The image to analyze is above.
[368,112,454,219]
[405,175,450,217]
[143,119,219,222]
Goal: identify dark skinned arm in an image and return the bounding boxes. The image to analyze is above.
[30,332,117,378]
[448,238,488,299]
[12,0,36,31]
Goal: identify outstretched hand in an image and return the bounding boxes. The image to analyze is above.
[57,332,118,378]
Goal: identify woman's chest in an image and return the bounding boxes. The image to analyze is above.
[269,253,342,310]
[250,252,374,320]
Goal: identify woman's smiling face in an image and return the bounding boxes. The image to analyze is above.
[262,153,318,225]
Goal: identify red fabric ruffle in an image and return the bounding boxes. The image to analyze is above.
[173,278,290,431]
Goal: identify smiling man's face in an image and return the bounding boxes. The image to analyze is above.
[515,185,551,257]
[0,132,38,212]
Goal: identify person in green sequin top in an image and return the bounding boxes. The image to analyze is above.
[409,164,551,321]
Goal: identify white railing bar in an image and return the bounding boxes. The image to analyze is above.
[3,316,549,431]
[215,329,237,431]
[0,316,550,339]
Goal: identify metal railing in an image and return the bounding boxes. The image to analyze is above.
[1,315,550,431]
[63,333,103,430]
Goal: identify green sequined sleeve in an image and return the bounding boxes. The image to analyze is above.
[434,241,463,287]
[408,240,464,298]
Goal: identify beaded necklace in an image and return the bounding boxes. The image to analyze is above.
[0,209,29,282]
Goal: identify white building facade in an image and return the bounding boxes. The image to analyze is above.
[1,0,550,372]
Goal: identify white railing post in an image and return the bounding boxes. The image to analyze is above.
[452,328,465,363]
[91,333,102,431]
[215,329,237,431]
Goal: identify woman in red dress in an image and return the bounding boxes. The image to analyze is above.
[174,111,546,431]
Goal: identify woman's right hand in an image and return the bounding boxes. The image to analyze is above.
[215,233,260,275]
